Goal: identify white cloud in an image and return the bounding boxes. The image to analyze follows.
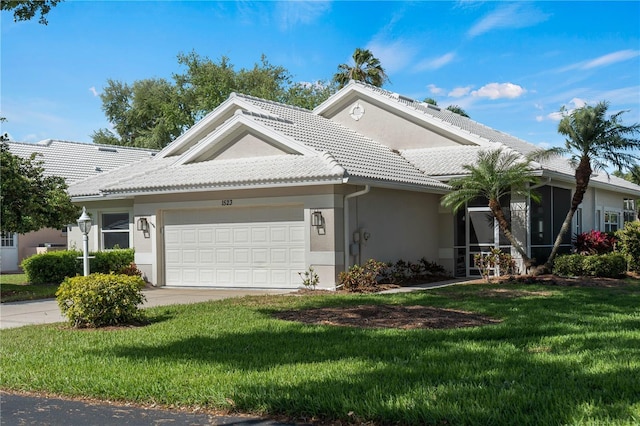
[427,84,444,95]
[558,50,640,73]
[583,49,640,69]
[414,52,456,71]
[275,1,331,30]
[543,98,587,122]
[547,111,564,122]
[89,87,99,97]
[449,86,472,98]
[471,83,526,100]
[467,3,550,38]
[366,39,417,75]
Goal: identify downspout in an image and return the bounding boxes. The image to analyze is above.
[343,185,370,273]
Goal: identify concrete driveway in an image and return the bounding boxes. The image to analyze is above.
[0,287,292,329]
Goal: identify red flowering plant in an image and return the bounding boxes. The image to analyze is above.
[573,230,617,255]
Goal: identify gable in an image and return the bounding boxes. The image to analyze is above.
[174,111,319,166]
[325,96,464,150]
[199,131,291,161]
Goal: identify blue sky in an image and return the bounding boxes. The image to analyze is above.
[2,1,639,155]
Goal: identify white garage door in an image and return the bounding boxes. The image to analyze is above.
[163,206,305,288]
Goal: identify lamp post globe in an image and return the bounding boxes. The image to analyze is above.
[77,207,92,276]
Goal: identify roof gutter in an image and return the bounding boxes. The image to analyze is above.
[343,185,370,275]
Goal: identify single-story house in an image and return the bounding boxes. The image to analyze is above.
[66,81,640,288]
[1,139,156,272]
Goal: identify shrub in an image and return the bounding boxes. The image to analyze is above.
[616,221,640,272]
[338,259,387,292]
[91,249,135,274]
[298,267,319,289]
[554,253,627,278]
[118,262,143,277]
[582,253,627,278]
[553,254,585,277]
[574,230,616,255]
[474,249,518,282]
[21,250,81,285]
[21,248,137,285]
[56,273,146,328]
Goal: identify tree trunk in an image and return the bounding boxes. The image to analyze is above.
[540,156,592,273]
[488,198,534,269]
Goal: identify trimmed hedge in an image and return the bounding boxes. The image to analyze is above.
[92,249,135,275]
[21,250,81,285]
[21,249,136,285]
[553,253,627,278]
[56,273,146,328]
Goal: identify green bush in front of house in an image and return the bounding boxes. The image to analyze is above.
[21,250,81,285]
[91,248,135,274]
[21,249,136,285]
[56,273,146,328]
[616,221,640,272]
[553,253,627,278]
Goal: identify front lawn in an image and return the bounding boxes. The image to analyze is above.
[0,273,58,303]
[1,280,639,425]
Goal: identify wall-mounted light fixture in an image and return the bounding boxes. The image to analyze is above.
[311,210,324,228]
[137,217,149,233]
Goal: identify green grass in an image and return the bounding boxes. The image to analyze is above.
[1,280,639,425]
[0,273,59,302]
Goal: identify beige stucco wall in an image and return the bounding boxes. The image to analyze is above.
[346,187,444,268]
[215,132,287,160]
[325,98,460,150]
[17,228,67,265]
[72,185,453,287]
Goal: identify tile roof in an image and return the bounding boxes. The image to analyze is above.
[234,94,448,190]
[7,139,157,184]
[68,153,346,197]
[348,81,640,195]
[66,82,640,198]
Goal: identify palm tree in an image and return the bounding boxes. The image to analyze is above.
[333,48,389,89]
[542,101,640,271]
[441,148,541,268]
[446,105,470,118]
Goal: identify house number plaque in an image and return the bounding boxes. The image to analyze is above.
[221,199,233,206]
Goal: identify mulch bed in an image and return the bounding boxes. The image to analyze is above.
[274,304,501,329]
[279,273,638,330]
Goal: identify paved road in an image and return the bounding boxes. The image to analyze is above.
[1,392,299,425]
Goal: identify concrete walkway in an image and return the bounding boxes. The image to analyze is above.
[0,287,292,329]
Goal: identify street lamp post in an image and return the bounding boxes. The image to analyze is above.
[77,206,92,276]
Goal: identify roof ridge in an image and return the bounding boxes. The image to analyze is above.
[234,92,313,113]
[8,139,158,153]
[237,109,294,125]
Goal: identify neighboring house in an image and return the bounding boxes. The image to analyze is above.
[66,81,640,288]
[1,139,157,272]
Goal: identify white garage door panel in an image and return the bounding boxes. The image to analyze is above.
[164,206,305,288]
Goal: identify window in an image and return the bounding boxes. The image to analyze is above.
[1,232,15,247]
[575,208,582,236]
[101,213,130,249]
[623,199,637,224]
[604,211,620,232]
